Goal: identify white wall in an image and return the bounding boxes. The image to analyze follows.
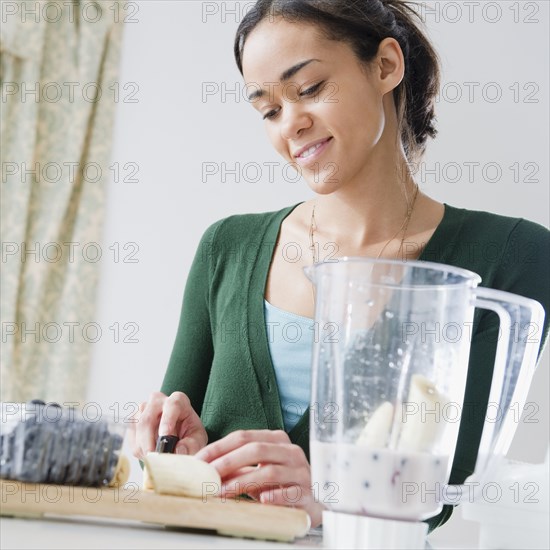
[86,1,549,543]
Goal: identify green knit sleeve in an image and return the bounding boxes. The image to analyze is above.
[160,220,222,416]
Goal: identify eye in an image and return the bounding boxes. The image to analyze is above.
[262,108,280,121]
[300,81,325,97]
[262,81,326,121]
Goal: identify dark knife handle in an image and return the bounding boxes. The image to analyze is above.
[155,435,179,453]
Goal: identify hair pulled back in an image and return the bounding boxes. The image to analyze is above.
[235,0,441,165]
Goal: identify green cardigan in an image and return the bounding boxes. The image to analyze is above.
[161,202,550,532]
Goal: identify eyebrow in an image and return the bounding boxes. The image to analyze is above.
[247,58,321,102]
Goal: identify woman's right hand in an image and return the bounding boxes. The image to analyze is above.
[129,391,208,460]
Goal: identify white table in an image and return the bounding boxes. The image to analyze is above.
[0,514,480,550]
[1,516,322,550]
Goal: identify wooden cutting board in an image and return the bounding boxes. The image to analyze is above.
[0,479,311,542]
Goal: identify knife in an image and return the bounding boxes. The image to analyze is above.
[155,434,179,453]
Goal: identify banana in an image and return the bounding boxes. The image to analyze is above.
[356,375,450,452]
[398,374,450,452]
[108,454,130,487]
[143,452,221,498]
[356,401,394,447]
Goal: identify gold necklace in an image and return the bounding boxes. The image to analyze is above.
[308,184,419,305]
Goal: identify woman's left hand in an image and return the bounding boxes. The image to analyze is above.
[194,429,324,528]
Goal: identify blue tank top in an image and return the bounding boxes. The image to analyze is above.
[263,299,313,432]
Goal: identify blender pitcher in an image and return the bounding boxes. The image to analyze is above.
[304,258,545,546]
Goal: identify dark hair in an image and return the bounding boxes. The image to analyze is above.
[234,0,441,166]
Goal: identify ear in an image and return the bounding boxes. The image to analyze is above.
[374,37,405,95]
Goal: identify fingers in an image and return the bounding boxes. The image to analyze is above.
[196,429,289,463]
[175,430,207,456]
[258,487,323,528]
[126,403,144,456]
[258,485,304,506]
[220,463,310,495]
[133,393,165,459]
[214,442,297,478]
[158,391,191,436]
[219,466,258,485]
[195,429,309,497]
[131,391,207,460]
[193,428,322,527]
[218,461,316,525]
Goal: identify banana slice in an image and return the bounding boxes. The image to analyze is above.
[398,374,450,452]
[108,454,130,487]
[143,452,221,498]
[357,401,394,446]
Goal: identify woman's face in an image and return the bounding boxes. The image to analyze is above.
[241,17,402,194]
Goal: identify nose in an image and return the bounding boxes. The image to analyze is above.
[279,103,313,141]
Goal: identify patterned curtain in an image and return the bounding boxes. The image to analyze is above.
[1,1,124,403]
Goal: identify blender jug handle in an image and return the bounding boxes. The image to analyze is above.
[441,288,545,504]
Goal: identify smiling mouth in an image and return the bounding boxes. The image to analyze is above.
[295,137,333,159]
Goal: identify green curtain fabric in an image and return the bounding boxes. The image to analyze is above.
[1,1,124,403]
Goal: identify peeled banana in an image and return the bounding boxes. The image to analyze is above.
[356,374,450,452]
[398,373,450,452]
[356,401,394,446]
[143,452,221,498]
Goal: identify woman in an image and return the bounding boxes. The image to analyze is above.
[131,0,550,531]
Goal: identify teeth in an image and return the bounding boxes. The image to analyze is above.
[299,140,326,158]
